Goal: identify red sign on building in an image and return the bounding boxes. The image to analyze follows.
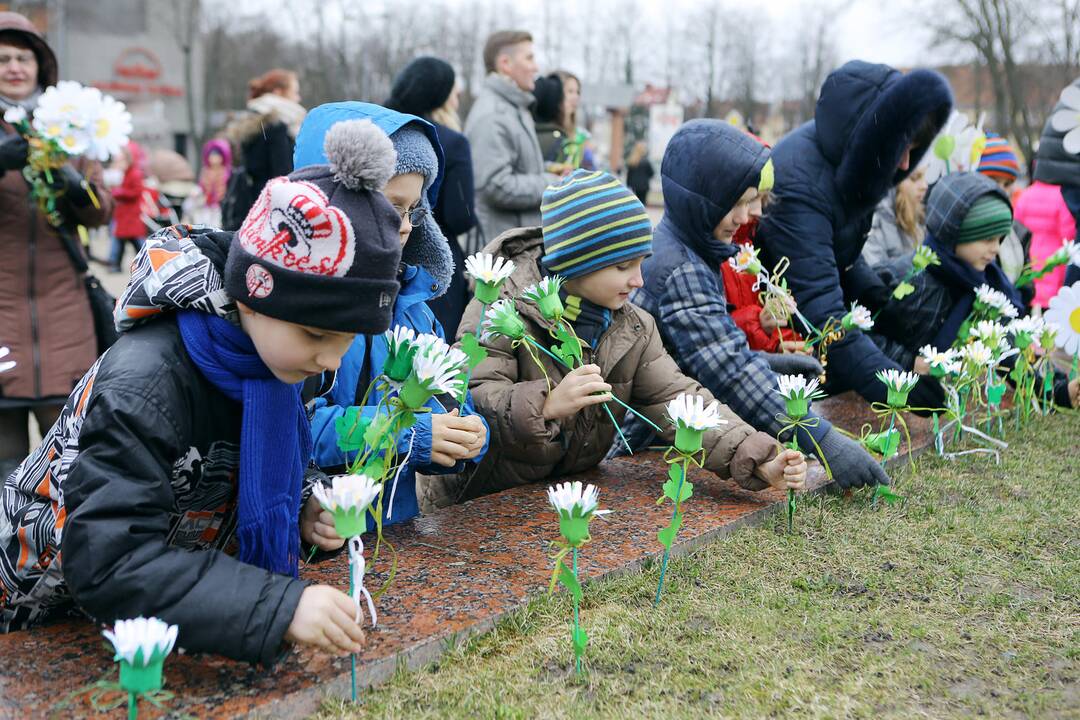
[94,47,183,98]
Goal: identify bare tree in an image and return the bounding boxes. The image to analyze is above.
[173,0,202,158]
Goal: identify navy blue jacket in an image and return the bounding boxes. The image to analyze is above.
[632,120,832,450]
[428,122,476,339]
[757,61,952,404]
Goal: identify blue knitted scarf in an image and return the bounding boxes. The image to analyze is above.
[177,310,311,577]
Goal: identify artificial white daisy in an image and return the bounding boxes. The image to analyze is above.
[1049,83,1080,155]
[103,616,179,667]
[312,474,382,516]
[727,244,763,275]
[1044,282,1080,355]
[666,392,727,431]
[547,480,610,518]
[463,252,516,285]
[960,340,995,368]
[3,106,26,125]
[922,110,985,184]
[876,368,920,393]
[970,319,1010,352]
[411,347,466,396]
[918,345,961,375]
[911,245,941,271]
[776,374,826,402]
[841,301,873,331]
[85,93,133,162]
[974,284,1010,314]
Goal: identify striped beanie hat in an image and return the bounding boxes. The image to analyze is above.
[540,169,653,279]
[957,194,1013,244]
[977,133,1020,181]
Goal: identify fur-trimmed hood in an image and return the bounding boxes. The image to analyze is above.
[814,61,952,207]
[293,102,454,295]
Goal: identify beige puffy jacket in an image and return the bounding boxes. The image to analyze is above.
[451,227,780,501]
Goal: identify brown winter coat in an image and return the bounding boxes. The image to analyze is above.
[0,12,114,404]
[453,227,779,500]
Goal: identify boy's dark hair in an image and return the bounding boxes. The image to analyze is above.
[483,30,532,74]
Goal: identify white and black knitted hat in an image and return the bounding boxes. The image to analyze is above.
[225,119,404,333]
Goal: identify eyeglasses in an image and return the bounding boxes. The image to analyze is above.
[0,52,36,67]
[393,204,428,225]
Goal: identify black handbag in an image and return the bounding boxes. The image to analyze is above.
[56,227,118,355]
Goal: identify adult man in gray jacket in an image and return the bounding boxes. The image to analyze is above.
[465,30,556,242]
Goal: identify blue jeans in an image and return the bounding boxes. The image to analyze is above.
[109,236,143,269]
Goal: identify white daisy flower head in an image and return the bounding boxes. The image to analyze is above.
[547,480,608,518]
[464,252,515,284]
[85,93,132,162]
[384,325,417,354]
[103,616,179,667]
[727,244,763,275]
[3,106,26,125]
[970,320,1010,352]
[1044,282,1080,355]
[841,302,874,331]
[522,276,566,320]
[0,346,13,374]
[313,474,382,514]
[666,392,727,431]
[919,345,961,375]
[960,340,995,368]
[411,349,465,396]
[973,284,1011,316]
[776,374,824,401]
[1008,316,1044,339]
[1049,82,1080,155]
[876,368,920,393]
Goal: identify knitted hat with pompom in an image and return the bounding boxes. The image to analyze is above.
[225,119,404,333]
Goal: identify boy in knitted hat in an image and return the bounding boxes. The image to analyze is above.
[977,133,1034,301]
[446,169,807,501]
[631,120,888,491]
[293,102,489,531]
[868,171,1079,407]
[0,120,404,663]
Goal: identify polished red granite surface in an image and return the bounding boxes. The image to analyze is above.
[0,393,930,718]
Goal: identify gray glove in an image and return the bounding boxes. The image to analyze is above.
[763,352,824,379]
[818,427,889,489]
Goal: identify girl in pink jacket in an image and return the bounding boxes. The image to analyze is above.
[1013,180,1076,308]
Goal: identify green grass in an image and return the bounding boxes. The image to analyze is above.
[319,412,1080,719]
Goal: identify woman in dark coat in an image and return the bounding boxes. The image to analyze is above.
[0,12,113,473]
[387,56,477,339]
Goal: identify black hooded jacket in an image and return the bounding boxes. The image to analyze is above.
[0,227,307,664]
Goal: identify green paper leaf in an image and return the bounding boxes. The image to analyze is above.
[552,325,583,366]
[572,625,589,655]
[364,415,392,449]
[657,512,683,549]
[460,333,488,370]
[557,560,582,604]
[335,407,372,452]
[892,281,915,300]
[873,484,903,505]
[361,457,385,479]
[660,465,693,504]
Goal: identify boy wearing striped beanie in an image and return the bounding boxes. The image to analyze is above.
[977,133,1021,192]
[445,169,806,503]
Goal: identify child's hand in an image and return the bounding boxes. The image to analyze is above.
[430,409,487,467]
[284,585,365,656]
[300,494,345,552]
[780,340,810,355]
[542,364,612,420]
[753,447,807,491]
[759,308,788,333]
[913,357,931,376]
[1070,379,1079,408]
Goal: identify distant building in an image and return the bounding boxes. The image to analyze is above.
[2,0,203,157]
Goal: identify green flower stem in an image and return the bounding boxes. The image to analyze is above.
[523,335,664,434]
[882,413,897,468]
[787,436,800,533]
[459,303,489,413]
[128,692,136,720]
[572,547,582,675]
[654,455,689,607]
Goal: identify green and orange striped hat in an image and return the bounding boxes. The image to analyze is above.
[540,170,653,280]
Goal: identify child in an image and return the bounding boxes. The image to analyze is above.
[720,191,808,354]
[869,172,1078,407]
[185,139,232,228]
[293,102,489,530]
[108,141,147,272]
[0,120,405,663]
[451,169,807,501]
[633,121,887,490]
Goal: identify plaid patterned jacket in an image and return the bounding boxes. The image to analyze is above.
[629,217,832,449]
